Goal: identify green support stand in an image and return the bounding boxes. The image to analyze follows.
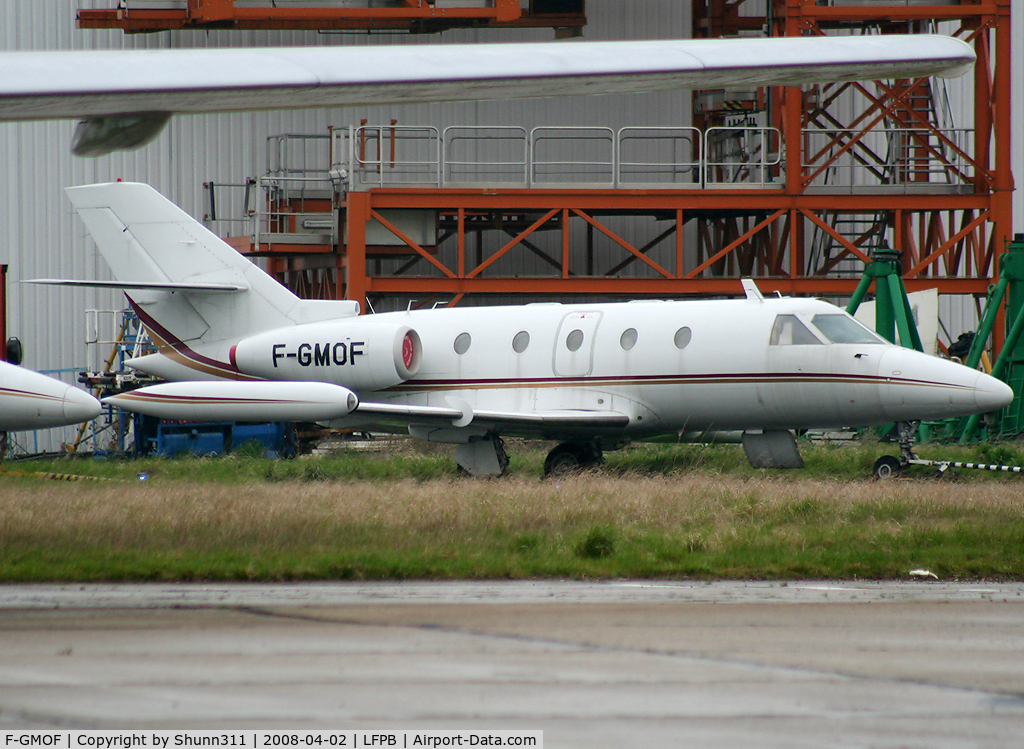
[959,235,1024,442]
[846,249,924,352]
[846,250,928,444]
[844,242,1024,445]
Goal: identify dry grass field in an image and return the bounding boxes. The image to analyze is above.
[2,440,1023,581]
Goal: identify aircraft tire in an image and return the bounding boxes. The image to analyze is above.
[872,455,903,480]
[544,442,603,477]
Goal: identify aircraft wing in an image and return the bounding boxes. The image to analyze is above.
[98,383,630,437]
[0,34,975,155]
[466,408,630,430]
[352,401,466,423]
[352,400,630,438]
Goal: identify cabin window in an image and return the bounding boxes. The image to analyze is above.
[620,328,638,351]
[565,329,585,352]
[674,326,692,350]
[770,314,823,345]
[454,332,472,355]
[811,314,884,344]
[512,331,530,353]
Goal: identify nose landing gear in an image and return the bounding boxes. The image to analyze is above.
[873,420,1024,478]
[872,454,904,479]
[872,420,919,479]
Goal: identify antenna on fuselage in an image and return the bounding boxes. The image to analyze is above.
[741,278,764,302]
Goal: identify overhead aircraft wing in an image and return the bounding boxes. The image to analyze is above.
[0,34,975,155]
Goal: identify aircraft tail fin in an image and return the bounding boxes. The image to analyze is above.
[67,182,357,377]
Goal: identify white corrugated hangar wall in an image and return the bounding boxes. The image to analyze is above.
[0,1,1019,453]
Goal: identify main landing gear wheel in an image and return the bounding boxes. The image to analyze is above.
[543,442,604,477]
[872,455,903,480]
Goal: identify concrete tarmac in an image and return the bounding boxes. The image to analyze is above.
[1,581,1023,747]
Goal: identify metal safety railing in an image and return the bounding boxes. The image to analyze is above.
[801,127,974,192]
[442,126,528,187]
[323,124,973,193]
[329,124,761,191]
[617,126,702,189]
[252,174,340,252]
[703,126,781,188]
[84,309,156,374]
[202,179,257,240]
[530,126,615,187]
[202,122,978,237]
[343,125,442,190]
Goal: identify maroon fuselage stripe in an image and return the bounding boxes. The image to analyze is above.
[387,372,970,392]
[128,296,257,380]
[0,387,62,402]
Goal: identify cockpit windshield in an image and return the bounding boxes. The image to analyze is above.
[811,314,885,344]
[769,315,823,345]
[770,313,886,346]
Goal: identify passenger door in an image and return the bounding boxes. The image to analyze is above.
[553,311,602,377]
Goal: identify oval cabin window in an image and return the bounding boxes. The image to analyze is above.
[565,329,585,352]
[454,332,472,355]
[620,328,638,351]
[512,331,530,353]
[674,327,692,350]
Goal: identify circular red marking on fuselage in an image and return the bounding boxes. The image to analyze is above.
[402,333,415,370]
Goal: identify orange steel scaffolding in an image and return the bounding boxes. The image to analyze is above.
[329,189,996,307]
[77,0,586,34]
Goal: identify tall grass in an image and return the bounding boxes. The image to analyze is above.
[2,441,1023,581]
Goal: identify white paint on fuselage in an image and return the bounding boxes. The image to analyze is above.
[0,360,102,431]
[359,295,1000,439]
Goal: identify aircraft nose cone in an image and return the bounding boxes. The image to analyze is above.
[974,371,1014,413]
[62,385,102,424]
[877,347,1013,422]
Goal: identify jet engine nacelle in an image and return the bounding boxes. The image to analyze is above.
[231,321,422,392]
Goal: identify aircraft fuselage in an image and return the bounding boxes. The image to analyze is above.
[128,294,1010,446]
[361,296,1006,439]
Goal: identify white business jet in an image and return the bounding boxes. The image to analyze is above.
[7,33,1004,471]
[0,359,101,432]
[34,180,1010,475]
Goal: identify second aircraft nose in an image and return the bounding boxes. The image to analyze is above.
[62,385,102,424]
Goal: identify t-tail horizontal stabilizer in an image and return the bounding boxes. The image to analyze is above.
[25,279,248,293]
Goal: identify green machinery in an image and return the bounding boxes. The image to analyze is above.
[845,237,1024,443]
[846,249,924,353]
[957,234,1024,441]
